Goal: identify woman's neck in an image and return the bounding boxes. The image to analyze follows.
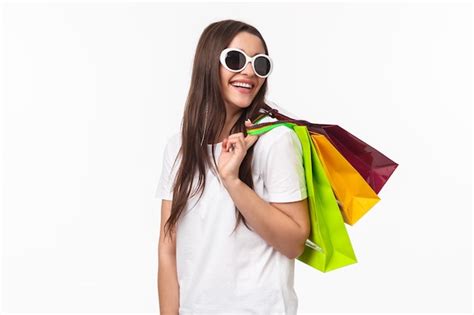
[214,109,242,144]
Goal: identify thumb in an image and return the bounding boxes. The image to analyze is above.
[244,133,259,149]
[244,118,259,149]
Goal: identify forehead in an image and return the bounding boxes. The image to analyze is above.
[227,32,266,56]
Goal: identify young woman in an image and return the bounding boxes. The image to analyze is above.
[156,19,310,315]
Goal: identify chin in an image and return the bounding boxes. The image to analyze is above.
[231,98,253,109]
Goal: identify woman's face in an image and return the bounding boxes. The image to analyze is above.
[219,32,266,113]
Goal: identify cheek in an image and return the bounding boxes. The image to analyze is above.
[219,71,232,93]
[219,67,231,84]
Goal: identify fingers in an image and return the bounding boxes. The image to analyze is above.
[223,120,259,152]
[225,135,244,153]
[222,138,228,150]
[226,132,258,151]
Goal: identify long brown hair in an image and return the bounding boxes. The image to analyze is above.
[163,19,271,242]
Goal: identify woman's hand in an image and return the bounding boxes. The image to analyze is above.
[218,119,259,183]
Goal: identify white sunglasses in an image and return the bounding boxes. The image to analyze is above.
[219,47,273,78]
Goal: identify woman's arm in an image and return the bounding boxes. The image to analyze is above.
[218,124,310,259]
[222,178,310,259]
[157,199,179,314]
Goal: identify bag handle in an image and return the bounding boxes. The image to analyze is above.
[248,103,317,136]
[252,103,331,137]
[247,120,297,136]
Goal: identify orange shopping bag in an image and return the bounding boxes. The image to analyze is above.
[311,133,380,225]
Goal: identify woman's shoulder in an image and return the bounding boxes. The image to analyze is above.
[162,131,181,160]
[252,116,299,158]
[168,131,181,145]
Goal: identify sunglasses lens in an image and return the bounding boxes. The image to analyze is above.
[254,56,271,77]
[225,50,246,71]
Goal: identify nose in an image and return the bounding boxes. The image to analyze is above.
[240,61,256,77]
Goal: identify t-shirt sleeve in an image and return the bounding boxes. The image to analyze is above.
[154,134,180,201]
[261,127,308,203]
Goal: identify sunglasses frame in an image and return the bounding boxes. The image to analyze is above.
[219,47,273,79]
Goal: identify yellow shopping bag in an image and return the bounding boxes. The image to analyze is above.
[311,133,380,225]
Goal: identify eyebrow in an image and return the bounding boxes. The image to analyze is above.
[236,47,265,55]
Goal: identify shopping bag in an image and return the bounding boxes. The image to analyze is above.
[255,105,399,194]
[253,112,382,225]
[311,133,380,225]
[309,123,398,194]
[247,120,358,272]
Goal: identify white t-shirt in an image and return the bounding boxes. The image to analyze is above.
[155,115,308,315]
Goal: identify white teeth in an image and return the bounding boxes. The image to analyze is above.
[231,82,253,89]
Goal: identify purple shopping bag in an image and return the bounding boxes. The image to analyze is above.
[254,104,398,194]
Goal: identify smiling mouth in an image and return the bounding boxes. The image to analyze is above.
[230,83,254,94]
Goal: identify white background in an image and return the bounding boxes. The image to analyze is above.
[1,1,472,314]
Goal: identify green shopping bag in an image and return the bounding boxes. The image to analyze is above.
[247,120,358,272]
